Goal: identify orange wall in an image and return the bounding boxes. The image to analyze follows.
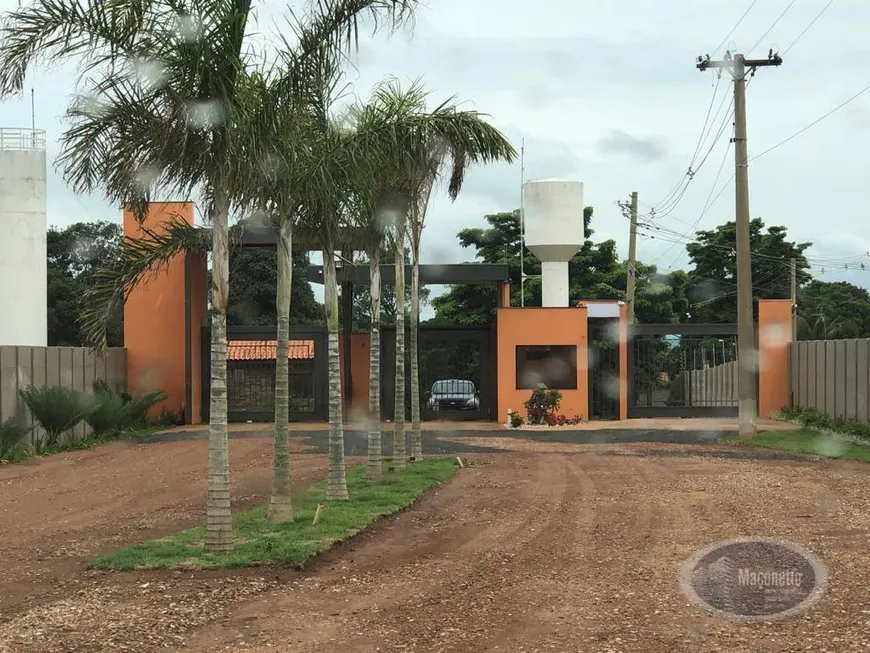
[758,299,793,418]
[124,202,194,420]
[338,333,371,418]
[619,302,628,419]
[187,251,208,424]
[497,307,589,421]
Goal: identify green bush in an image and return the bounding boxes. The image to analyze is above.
[0,417,29,460]
[779,406,870,441]
[19,386,90,447]
[86,380,168,436]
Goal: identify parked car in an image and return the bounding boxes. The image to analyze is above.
[426,379,480,411]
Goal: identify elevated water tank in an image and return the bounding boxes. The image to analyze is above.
[522,179,585,307]
[0,128,47,346]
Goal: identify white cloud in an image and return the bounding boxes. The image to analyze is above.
[2,0,869,308]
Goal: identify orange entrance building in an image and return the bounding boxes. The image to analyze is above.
[123,202,792,425]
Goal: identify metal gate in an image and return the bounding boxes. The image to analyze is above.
[588,318,620,419]
[201,326,328,422]
[628,323,740,418]
[381,325,496,421]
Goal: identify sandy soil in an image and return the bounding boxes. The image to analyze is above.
[2,436,870,652]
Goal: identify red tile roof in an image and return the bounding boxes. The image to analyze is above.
[227,340,315,361]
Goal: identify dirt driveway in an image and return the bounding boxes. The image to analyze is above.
[2,436,870,652]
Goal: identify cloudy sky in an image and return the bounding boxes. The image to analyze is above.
[2,0,869,312]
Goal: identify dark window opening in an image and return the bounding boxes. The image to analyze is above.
[516,345,578,390]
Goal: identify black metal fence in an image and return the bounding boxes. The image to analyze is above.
[201,326,327,422]
[588,318,620,420]
[380,325,496,421]
[628,323,740,418]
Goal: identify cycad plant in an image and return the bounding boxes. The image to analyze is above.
[86,380,168,436]
[0,417,29,460]
[19,386,89,448]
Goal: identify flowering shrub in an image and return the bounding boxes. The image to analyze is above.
[524,387,562,425]
[544,414,582,426]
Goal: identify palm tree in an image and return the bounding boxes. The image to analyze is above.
[1,0,418,549]
[359,81,517,462]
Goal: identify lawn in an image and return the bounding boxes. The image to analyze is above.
[90,457,461,571]
[729,429,870,462]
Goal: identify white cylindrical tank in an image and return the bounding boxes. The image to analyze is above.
[522,179,585,307]
[0,128,47,346]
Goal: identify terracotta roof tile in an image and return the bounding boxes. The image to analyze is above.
[227,340,315,361]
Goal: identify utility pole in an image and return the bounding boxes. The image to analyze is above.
[697,50,782,439]
[625,191,639,324]
[790,258,797,341]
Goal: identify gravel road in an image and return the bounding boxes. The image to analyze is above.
[2,435,870,652]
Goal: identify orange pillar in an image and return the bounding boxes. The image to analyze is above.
[619,301,629,419]
[757,299,793,418]
[123,202,197,422]
[338,332,371,420]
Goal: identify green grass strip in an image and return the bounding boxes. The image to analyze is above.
[728,429,870,462]
[89,457,461,571]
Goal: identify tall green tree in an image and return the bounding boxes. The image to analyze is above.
[228,249,322,327]
[47,221,124,347]
[430,208,687,324]
[797,280,870,340]
[350,80,516,466]
[685,218,811,323]
[2,0,420,550]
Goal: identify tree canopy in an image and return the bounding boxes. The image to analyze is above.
[428,210,870,339]
[685,218,811,323]
[429,208,689,325]
[47,221,124,347]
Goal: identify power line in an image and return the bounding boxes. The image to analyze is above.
[712,0,759,55]
[634,217,870,268]
[748,0,797,54]
[654,96,735,220]
[783,0,836,54]
[651,76,726,214]
[749,82,870,161]
[663,139,734,269]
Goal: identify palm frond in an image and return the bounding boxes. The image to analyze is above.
[79,215,211,350]
[0,0,153,97]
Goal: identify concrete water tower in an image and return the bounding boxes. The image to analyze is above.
[522,179,585,307]
[0,128,47,346]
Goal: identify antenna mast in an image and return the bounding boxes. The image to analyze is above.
[519,138,526,307]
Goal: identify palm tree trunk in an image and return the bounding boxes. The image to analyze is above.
[409,241,422,461]
[205,195,233,552]
[268,218,294,523]
[367,253,383,481]
[392,230,407,471]
[324,249,349,500]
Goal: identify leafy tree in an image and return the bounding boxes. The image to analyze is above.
[430,208,687,324]
[47,221,123,347]
[227,249,322,327]
[685,218,811,323]
[345,247,431,331]
[797,280,870,340]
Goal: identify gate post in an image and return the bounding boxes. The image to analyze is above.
[619,301,628,420]
[757,299,793,418]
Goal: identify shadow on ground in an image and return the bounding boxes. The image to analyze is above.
[138,427,810,461]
